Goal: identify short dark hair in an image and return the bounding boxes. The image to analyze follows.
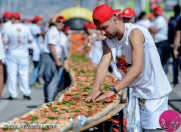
[138,11,146,20]
[0,18,3,23]
[174,5,180,15]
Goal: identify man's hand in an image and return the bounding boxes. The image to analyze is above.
[95,91,115,102]
[86,90,101,102]
[55,60,62,68]
[173,49,179,59]
[87,38,95,45]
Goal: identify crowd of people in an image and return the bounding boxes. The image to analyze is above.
[0,11,71,102]
[0,3,180,131]
[83,4,181,87]
[84,4,181,87]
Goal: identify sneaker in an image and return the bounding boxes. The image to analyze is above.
[7,96,16,100]
[23,95,31,100]
[33,82,43,88]
[172,81,178,87]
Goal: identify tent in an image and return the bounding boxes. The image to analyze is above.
[55,7,93,30]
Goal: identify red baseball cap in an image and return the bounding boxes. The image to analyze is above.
[56,15,66,22]
[26,19,33,23]
[92,4,121,25]
[148,12,154,20]
[3,11,11,18]
[11,12,21,19]
[121,8,136,18]
[84,22,96,30]
[89,22,96,29]
[153,5,163,15]
[118,12,122,19]
[62,25,70,32]
[34,15,43,23]
[83,22,90,30]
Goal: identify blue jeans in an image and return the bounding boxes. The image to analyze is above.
[38,53,58,103]
[173,56,181,85]
[57,67,65,93]
[29,62,40,86]
[156,40,170,74]
[57,67,64,86]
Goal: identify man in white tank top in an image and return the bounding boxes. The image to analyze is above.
[86,4,172,132]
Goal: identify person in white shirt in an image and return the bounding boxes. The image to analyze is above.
[1,11,12,36]
[136,11,152,29]
[84,22,104,66]
[149,5,170,74]
[0,33,5,99]
[31,15,45,64]
[39,16,65,102]
[29,15,46,86]
[84,22,123,84]
[59,29,69,62]
[86,4,172,131]
[24,19,34,55]
[3,12,33,100]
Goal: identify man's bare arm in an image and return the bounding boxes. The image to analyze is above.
[49,44,62,68]
[95,29,144,101]
[149,26,158,38]
[92,41,112,90]
[3,40,8,45]
[0,60,4,99]
[115,29,144,91]
[87,32,106,44]
[173,30,181,59]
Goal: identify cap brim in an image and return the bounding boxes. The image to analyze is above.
[121,15,134,18]
[113,9,121,14]
[155,11,162,15]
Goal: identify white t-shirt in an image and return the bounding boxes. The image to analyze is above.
[25,23,34,49]
[106,23,172,99]
[0,33,5,60]
[3,23,32,56]
[135,19,152,29]
[59,31,69,58]
[31,24,41,44]
[1,20,12,35]
[88,33,103,65]
[152,15,168,43]
[30,24,42,61]
[43,26,63,59]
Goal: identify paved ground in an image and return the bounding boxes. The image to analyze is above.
[0,85,44,122]
[0,64,181,131]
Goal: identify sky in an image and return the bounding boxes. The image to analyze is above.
[0,0,98,21]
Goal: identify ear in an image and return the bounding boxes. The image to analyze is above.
[112,16,118,24]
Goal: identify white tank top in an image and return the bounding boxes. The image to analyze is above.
[106,23,172,99]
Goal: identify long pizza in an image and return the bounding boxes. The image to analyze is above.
[0,33,122,132]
